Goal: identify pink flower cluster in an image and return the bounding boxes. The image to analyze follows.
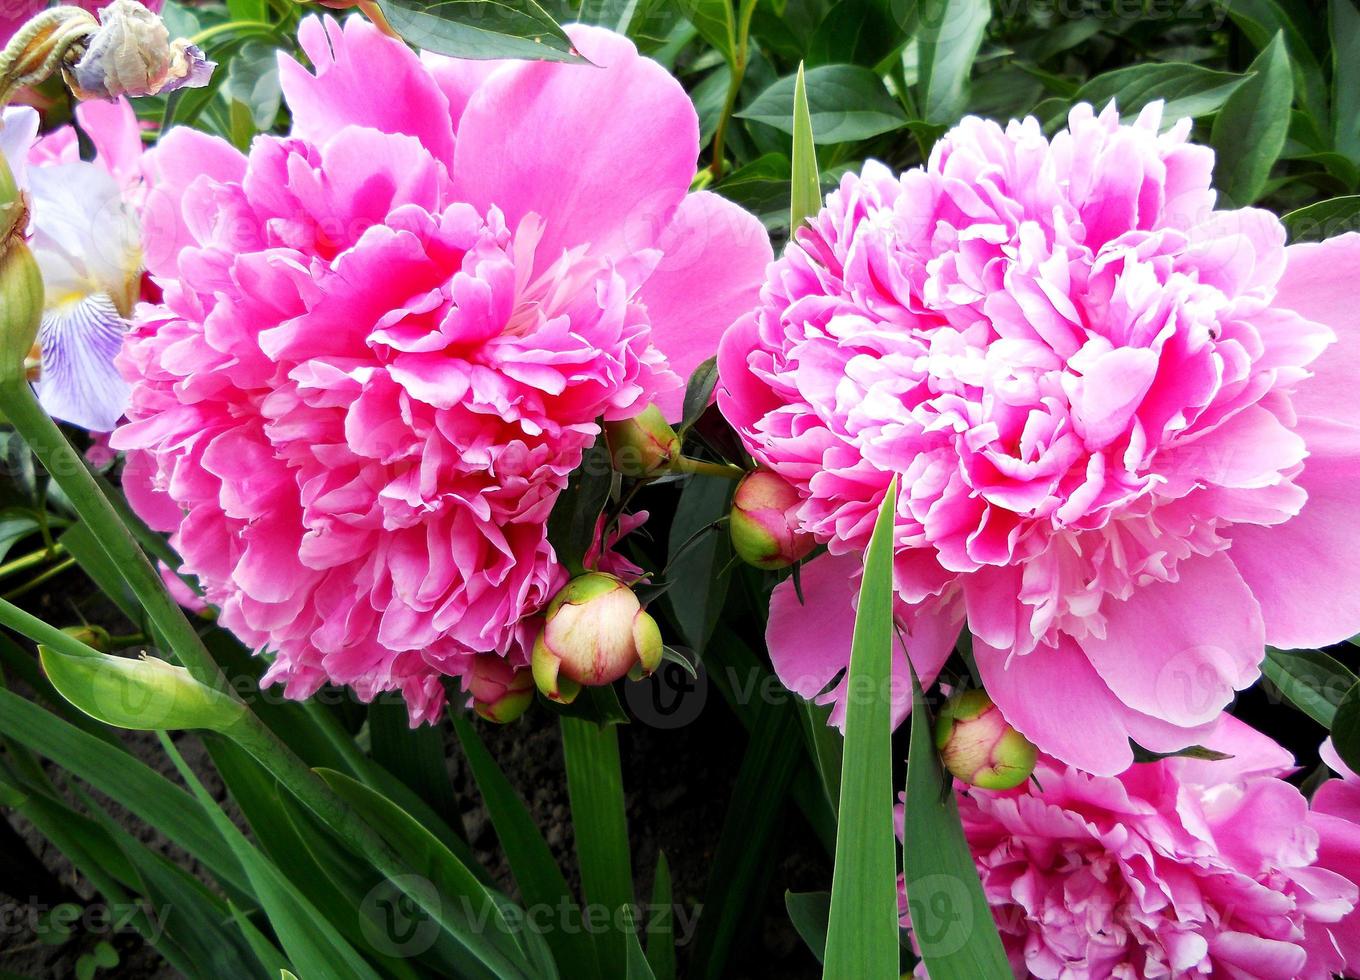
[113,16,769,721]
[719,101,1360,774]
[900,719,1360,979]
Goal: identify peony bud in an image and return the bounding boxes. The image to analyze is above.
[934,690,1037,790]
[465,654,534,723]
[604,404,681,478]
[61,624,111,652]
[531,573,663,703]
[729,469,814,569]
[65,0,214,100]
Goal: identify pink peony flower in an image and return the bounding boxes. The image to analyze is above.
[718,101,1360,774]
[899,718,1359,979]
[112,16,770,723]
[1313,739,1360,967]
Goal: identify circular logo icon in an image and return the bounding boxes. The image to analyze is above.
[360,875,441,957]
[905,873,975,957]
[624,652,708,729]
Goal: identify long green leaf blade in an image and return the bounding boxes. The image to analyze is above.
[824,479,899,978]
[789,62,822,233]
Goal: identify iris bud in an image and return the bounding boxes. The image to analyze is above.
[604,404,681,478]
[934,690,1037,790]
[729,469,814,569]
[531,573,663,704]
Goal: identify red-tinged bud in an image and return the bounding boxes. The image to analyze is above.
[465,654,534,723]
[604,404,681,478]
[531,573,663,703]
[934,690,1037,790]
[729,469,814,569]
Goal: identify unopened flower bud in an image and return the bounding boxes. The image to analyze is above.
[0,157,42,387]
[531,573,663,703]
[465,654,534,723]
[66,0,214,100]
[729,469,814,569]
[934,690,1037,790]
[604,404,680,478]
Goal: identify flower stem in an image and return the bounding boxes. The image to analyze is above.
[670,455,746,480]
[0,543,64,581]
[2,555,75,600]
[708,0,760,180]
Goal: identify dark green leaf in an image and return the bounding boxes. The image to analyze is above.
[916,0,991,124]
[739,64,908,144]
[674,0,735,63]
[664,476,733,653]
[680,357,719,432]
[824,481,899,978]
[1282,195,1360,242]
[1072,63,1249,122]
[368,695,458,816]
[547,436,614,574]
[1331,681,1360,771]
[1332,0,1360,158]
[1262,647,1359,726]
[646,852,676,980]
[1129,742,1233,764]
[375,0,584,62]
[561,715,634,975]
[1210,32,1293,206]
[451,709,602,980]
[784,890,830,964]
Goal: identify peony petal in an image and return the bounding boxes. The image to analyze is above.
[768,553,857,711]
[1229,420,1360,648]
[1275,233,1360,428]
[140,126,245,277]
[1079,552,1264,727]
[452,24,698,268]
[639,191,771,419]
[975,633,1137,776]
[278,16,455,166]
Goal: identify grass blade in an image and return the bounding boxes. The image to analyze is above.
[646,852,676,980]
[824,479,899,979]
[789,62,821,234]
[561,715,634,975]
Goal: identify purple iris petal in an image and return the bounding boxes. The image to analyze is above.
[35,292,131,432]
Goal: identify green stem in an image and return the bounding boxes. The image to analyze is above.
[2,555,75,600]
[669,455,745,481]
[708,0,759,179]
[0,542,64,581]
[188,20,274,46]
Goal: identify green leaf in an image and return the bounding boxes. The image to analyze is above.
[1072,63,1250,122]
[451,709,602,980]
[159,735,384,980]
[1262,647,1359,727]
[674,0,735,63]
[664,476,734,653]
[1129,743,1233,764]
[40,647,247,733]
[1225,0,1327,120]
[0,509,39,565]
[739,64,908,144]
[902,670,1009,977]
[1332,0,1360,158]
[916,0,991,124]
[624,906,658,980]
[680,357,719,432]
[1210,32,1293,206]
[824,480,899,979]
[646,852,676,980]
[59,521,139,624]
[1332,681,1360,771]
[547,436,614,575]
[368,695,458,816]
[561,715,634,975]
[374,0,585,62]
[688,704,802,978]
[789,62,822,233]
[784,890,830,964]
[315,768,535,977]
[1281,195,1360,242]
[0,689,251,897]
